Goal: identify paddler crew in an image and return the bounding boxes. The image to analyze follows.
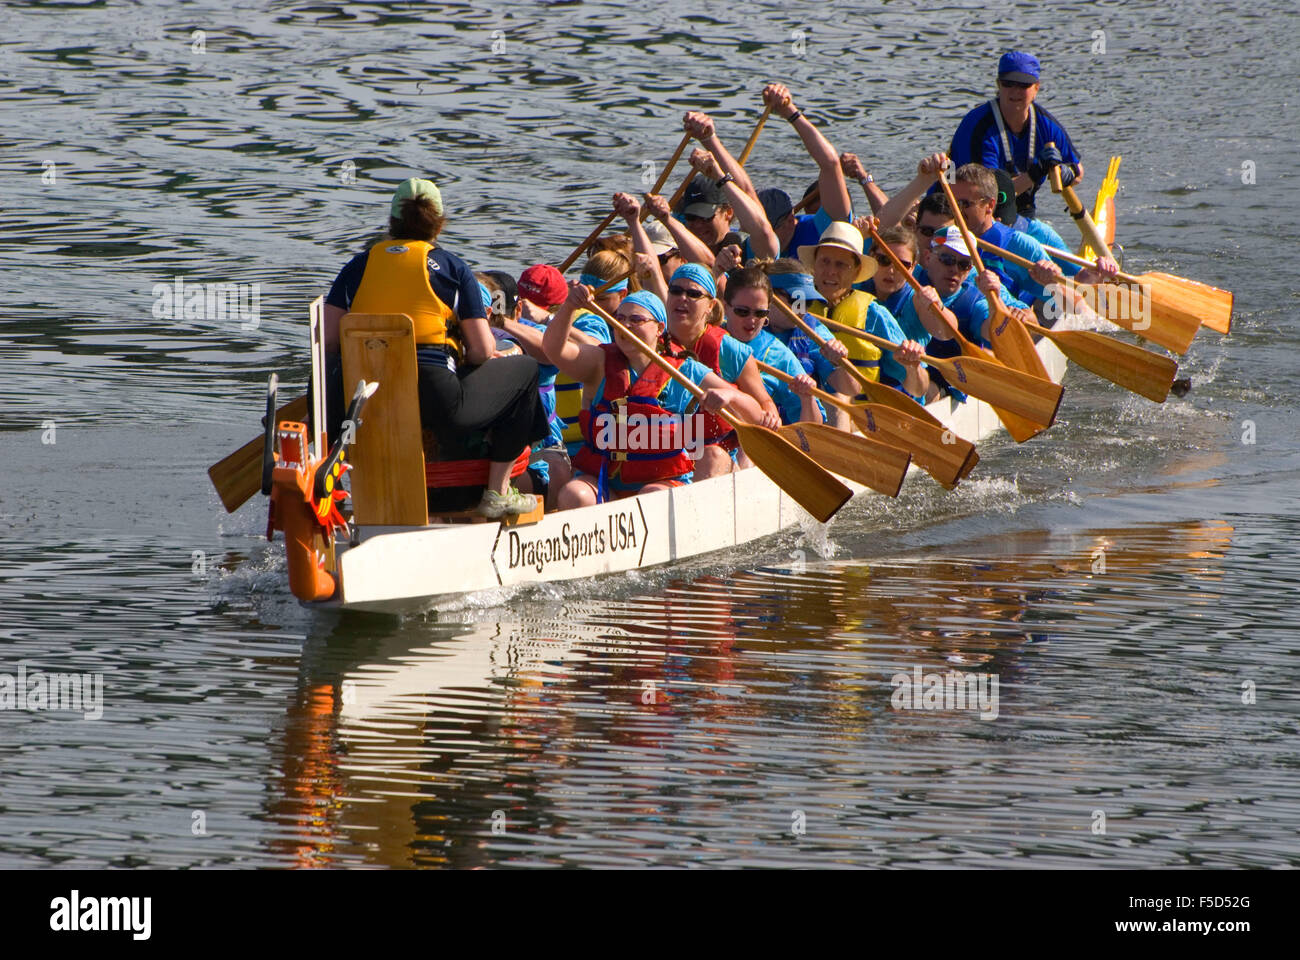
[323,177,547,518]
[720,266,822,425]
[664,262,781,479]
[800,221,929,410]
[542,286,765,508]
[948,50,1083,219]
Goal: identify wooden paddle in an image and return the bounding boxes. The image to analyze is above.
[756,360,976,488]
[936,175,1053,385]
[862,219,1048,444]
[584,302,851,522]
[818,315,1063,428]
[1018,314,1177,403]
[792,185,820,216]
[776,421,911,497]
[973,236,1199,356]
[1045,142,1115,263]
[1039,241,1232,336]
[768,296,946,429]
[209,392,309,513]
[664,103,774,216]
[560,132,692,272]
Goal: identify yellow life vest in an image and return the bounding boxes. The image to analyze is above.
[811,289,881,381]
[351,239,456,346]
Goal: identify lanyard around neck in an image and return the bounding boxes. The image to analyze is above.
[990,99,1035,174]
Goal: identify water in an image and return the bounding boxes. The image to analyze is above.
[1,0,1298,868]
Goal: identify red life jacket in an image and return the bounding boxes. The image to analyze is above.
[676,325,738,450]
[573,345,697,485]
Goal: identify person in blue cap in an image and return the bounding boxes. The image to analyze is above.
[948,51,1082,218]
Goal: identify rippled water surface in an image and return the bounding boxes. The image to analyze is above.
[1,0,1298,868]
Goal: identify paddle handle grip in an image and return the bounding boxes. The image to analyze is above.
[585,302,742,431]
[736,102,774,166]
[1046,141,1114,261]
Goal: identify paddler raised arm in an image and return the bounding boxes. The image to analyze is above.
[542,284,762,509]
[947,50,1081,219]
[323,177,548,519]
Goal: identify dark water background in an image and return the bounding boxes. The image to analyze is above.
[1,0,1297,867]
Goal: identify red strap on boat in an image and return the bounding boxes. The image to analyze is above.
[425,447,531,488]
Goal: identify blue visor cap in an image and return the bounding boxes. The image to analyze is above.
[769,271,826,305]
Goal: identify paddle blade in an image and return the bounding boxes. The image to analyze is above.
[1146,272,1233,334]
[854,377,945,429]
[734,422,852,522]
[778,422,910,498]
[1035,327,1177,403]
[931,353,1062,428]
[955,337,1049,443]
[848,403,976,488]
[209,393,310,513]
[1091,282,1200,355]
[987,303,1053,381]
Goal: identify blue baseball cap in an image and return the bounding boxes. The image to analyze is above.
[758,188,794,228]
[998,50,1040,84]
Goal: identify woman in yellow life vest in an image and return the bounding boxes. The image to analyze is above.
[323,178,548,518]
[799,220,928,425]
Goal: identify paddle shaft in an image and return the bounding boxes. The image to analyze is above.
[768,295,945,427]
[562,132,692,271]
[1046,142,1114,261]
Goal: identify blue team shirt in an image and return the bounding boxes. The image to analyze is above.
[771,316,838,390]
[948,101,1080,210]
[732,328,810,424]
[742,207,837,261]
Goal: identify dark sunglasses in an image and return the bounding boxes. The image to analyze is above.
[657,249,680,266]
[999,78,1035,89]
[935,252,973,272]
[729,305,769,319]
[917,224,945,238]
[668,284,708,301]
[874,253,914,270]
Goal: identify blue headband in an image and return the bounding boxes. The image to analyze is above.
[620,290,667,328]
[580,272,628,293]
[669,263,717,297]
[477,281,495,315]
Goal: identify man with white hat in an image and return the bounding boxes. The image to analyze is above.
[799,221,929,406]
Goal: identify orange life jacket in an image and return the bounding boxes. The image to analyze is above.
[573,345,697,487]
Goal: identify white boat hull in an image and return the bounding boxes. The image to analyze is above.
[326,340,1068,613]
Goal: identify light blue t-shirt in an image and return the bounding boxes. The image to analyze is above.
[732,328,809,424]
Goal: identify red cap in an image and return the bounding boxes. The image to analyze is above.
[517,264,567,308]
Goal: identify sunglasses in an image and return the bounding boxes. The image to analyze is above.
[874,253,914,270]
[917,223,947,238]
[668,284,709,301]
[657,249,680,266]
[616,312,660,326]
[935,252,973,272]
[999,78,1035,89]
[956,196,991,210]
[729,305,769,319]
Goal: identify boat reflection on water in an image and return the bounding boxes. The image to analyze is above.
[263,519,1233,868]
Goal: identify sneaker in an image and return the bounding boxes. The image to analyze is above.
[476,486,537,519]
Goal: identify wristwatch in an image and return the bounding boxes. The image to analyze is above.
[717,172,736,187]
[859,174,874,186]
